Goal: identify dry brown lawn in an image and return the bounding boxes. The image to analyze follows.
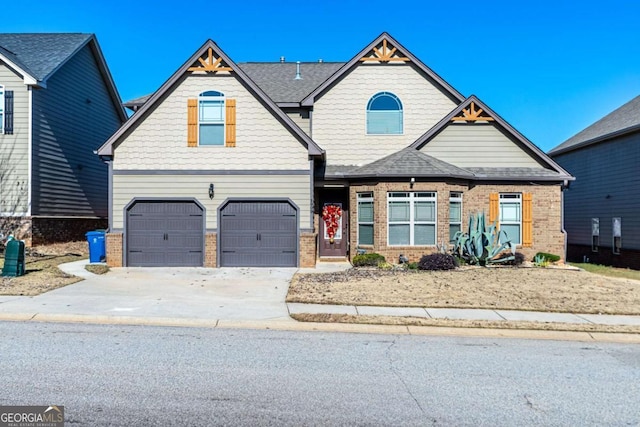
[287,266,640,315]
[0,241,88,296]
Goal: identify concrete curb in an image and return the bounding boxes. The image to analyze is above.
[1,312,639,344]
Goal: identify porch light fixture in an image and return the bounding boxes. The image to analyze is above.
[209,183,215,199]
[410,177,415,188]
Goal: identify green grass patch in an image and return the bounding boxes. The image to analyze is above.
[570,263,640,281]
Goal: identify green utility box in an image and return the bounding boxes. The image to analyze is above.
[2,239,26,277]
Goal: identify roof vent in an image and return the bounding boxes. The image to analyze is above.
[295,61,302,80]
[280,56,285,63]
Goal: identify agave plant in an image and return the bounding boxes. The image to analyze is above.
[452,211,516,266]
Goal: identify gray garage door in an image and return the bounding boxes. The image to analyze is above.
[126,200,204,267]
[219,201,298,267]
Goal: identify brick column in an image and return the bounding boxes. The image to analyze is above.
[300,232,317,268]
[205,232,217,267]
[105,232,123,267]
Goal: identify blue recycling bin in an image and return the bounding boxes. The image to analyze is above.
[85,230,106,263]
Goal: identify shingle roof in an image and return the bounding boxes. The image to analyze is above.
[466,167,569,180]
[0,33,92,81]
[343,148,475,179]
[549,95,640,156]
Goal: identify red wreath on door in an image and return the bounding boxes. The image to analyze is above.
[322,204,342,243]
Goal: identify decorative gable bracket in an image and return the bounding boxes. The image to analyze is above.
[451,101,494,122]
[360,39,409,63]
[188,47,233,73]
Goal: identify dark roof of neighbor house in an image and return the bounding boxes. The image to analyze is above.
[549,94,640,156]
[0,33,93,81]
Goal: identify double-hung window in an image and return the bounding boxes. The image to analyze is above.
[357,192,374,245]
[613,217,622,255]
[388,192,436,246]
[499,194,521,244]
[449,192,462,242]
[591,218,599,252]
[198,90,225,145]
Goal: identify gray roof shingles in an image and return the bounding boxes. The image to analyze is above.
[0,33,92,81]
[549,94,640,155]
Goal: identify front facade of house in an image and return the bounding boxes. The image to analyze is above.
[0,34,126,245]
[550,95,640,269]
[99,33,572,268]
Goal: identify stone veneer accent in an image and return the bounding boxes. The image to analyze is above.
[205,233,217,267]
[106,232,123,267]
[349,181,565,264]
[300,232,317,268]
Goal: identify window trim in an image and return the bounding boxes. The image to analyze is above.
[357,192,374,246]
[366,91,403,135]
[387,191,437,247]
[197,90,226,146]
[499,193,522,245]
[449,192,462,243]
[0,84,4,134]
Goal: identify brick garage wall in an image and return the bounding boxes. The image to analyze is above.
[106,232,123,267]
[300,232,317,267]
[31,217,108,246]
[349,182,565,264]
[205,232,216,267]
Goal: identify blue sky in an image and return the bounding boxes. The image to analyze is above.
[4,0,640,152]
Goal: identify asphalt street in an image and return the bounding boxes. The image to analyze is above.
[1,321,639,426]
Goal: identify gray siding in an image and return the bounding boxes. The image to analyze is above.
[554,131,640,250]
[31,44,122,217]
[0,63,30,214]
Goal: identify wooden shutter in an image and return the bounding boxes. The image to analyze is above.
[522,193,533,247]
[4,90,13,135]
[225,98,236,147]
[187,98,198,147]
[489,193,499,224]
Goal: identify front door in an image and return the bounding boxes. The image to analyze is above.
[319,189,348,258]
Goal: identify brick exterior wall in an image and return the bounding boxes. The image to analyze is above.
[205,232,216,267]
[300,232,317,267]
[1,216,107,247]
[348,181,565,264]
[106,232,123,267]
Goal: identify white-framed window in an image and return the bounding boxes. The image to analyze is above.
[357,192,374,246]
[613,217,622,255]
[198,90,225,145]
[449,192,462,243]
[388,192,436,246]
[591,218,599,252]
[0,84,4,134]
[366,91,403,135]
[499,193,521,245]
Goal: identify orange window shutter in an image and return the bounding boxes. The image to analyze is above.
[523,193,533,247]
[187,99,198,147]
[225,98,236,147]
[489,193,499,224]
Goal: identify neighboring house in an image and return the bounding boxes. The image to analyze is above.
[0,33,126,245]
[98,33,573,268]
[549,95,640,269]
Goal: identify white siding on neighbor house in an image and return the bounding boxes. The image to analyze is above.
[311,64,457,166]
[0,63,30,215]
[114,74,309,171]
[112,174,311,230]
[420,124,545,168]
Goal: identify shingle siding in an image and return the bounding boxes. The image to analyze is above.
[553,131,640,250]
[31,44,121,217]
[0,63,30,214]
[312,64,457,166]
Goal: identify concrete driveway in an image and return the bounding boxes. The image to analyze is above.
[0,263,297,322]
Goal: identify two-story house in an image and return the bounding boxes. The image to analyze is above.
[98,33,573,267]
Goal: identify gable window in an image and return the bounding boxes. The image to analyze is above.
[388,192,436,246]
[499,194,521,245]
[199,90,225,145]
[613,217,622,255]
[357,192,374,246]
[591,218,599,252]
[366,91,403,135]
[449,192,462,243]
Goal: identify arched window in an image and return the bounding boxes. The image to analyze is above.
[366,92,403,135]
[198,90,225,145]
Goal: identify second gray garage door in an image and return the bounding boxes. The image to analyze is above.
[219,201,298,267]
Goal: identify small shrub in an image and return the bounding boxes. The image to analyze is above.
[533,252,560,263]
[407,262,419,270]
[353,252,386,267]
[533,254,549,268]
[417,253,458,271]
[378,261,393,270]
[496,251,525,266]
